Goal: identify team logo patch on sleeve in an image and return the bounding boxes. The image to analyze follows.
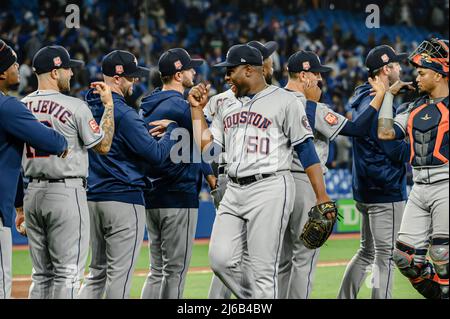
[302,115,312,131]
[324,112,339,126]
[89,119,100,133]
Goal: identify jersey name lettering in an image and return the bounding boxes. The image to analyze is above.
[25,100,73,124]
[223,111,272,132]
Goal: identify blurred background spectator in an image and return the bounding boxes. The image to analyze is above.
[1,0,447,170]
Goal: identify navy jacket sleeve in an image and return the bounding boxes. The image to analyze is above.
[375,136,410,163]
[340,107,377,137]
[201,160,214,177]
[1,97,67,154]
[362,105,410,163]
[15,172,24,208]
[120,109,178,165]
[293,138,320,169]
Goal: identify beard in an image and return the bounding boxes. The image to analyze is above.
[57,78,70,94]
[122,84,133,98]
[234,85,247,98]
[182,77,194,89]
[7,81,20,92]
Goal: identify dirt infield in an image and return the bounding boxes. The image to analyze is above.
[11,234,359,298]
[11,260,350,299]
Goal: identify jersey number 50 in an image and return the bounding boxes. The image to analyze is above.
[25,120,52,159]
[246,136,270,155]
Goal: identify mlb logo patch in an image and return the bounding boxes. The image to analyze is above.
[174,60,183,70]
[89,119,100,134]
[302,61,311,71]
[53,57,62,67]
[324,112,339,126]
[302,115,312,131]
[381,54,389,63]
[115,65,124,74]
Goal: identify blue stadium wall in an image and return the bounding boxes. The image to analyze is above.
[12,168,358,245]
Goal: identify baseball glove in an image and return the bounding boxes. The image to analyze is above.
[300,201,339,249]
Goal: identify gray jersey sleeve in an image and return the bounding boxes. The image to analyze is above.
[74,102,104,149]
[204,97,215,123]
[315,102,348,141]
[209,105,225,147]
[284,97,314,146]
[393,108,410,135]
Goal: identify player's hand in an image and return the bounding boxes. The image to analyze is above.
[304,78,321,102]
[91,82,114,108]
[205,175,218,190]
[15,207,27,237]
[368,76,387,96]
[389,80,415,96]
[316,194,335,220]
[188,83,210,109]
[149,119,176,137]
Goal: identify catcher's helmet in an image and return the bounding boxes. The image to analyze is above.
[408,38,449,77]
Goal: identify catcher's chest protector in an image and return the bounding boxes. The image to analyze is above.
[407,100,449,167]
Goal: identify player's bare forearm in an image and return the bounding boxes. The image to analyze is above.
[305,163,331,204]
[369,91,385,111]
[93,104,115,154]
[377,122,396,140]
[191,106,214,152]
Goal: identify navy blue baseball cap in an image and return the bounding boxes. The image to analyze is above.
[365,45,408,73]
[214,44,263,68]
[32,45,84,75]
[287,50,332,73]
[158,48,203,76]
[0,39,17,73]
[102,50,150,77]
[247,41,278,60]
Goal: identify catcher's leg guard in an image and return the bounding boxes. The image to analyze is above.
[393,241,442,299]
[429,238,449,299]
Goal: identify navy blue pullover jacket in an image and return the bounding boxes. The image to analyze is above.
[85,90,178,206]
[0,94,67,227]
[140,89,213,209]
[349,82,410,204]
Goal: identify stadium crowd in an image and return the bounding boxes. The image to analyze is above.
[1,0,447,168]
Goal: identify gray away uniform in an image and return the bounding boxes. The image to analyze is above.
[208,85,313,299]
[21,89,104,299]
[278,91,348,299]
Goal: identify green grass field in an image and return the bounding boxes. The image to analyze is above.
[12,237,423,299]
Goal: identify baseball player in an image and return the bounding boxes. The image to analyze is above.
[139,48,216,299]
[206,40,279,299]
[188,44,335,299]
[0,40,67,299]
[21,45,115,299]
[337,45,414,299]
[78,50,178,299]
[277,50,399,299]
[377,38,449,299]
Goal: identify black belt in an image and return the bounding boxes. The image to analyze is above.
[218,166,226,175]
[28,177,87,188]
[228,173,275,186]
